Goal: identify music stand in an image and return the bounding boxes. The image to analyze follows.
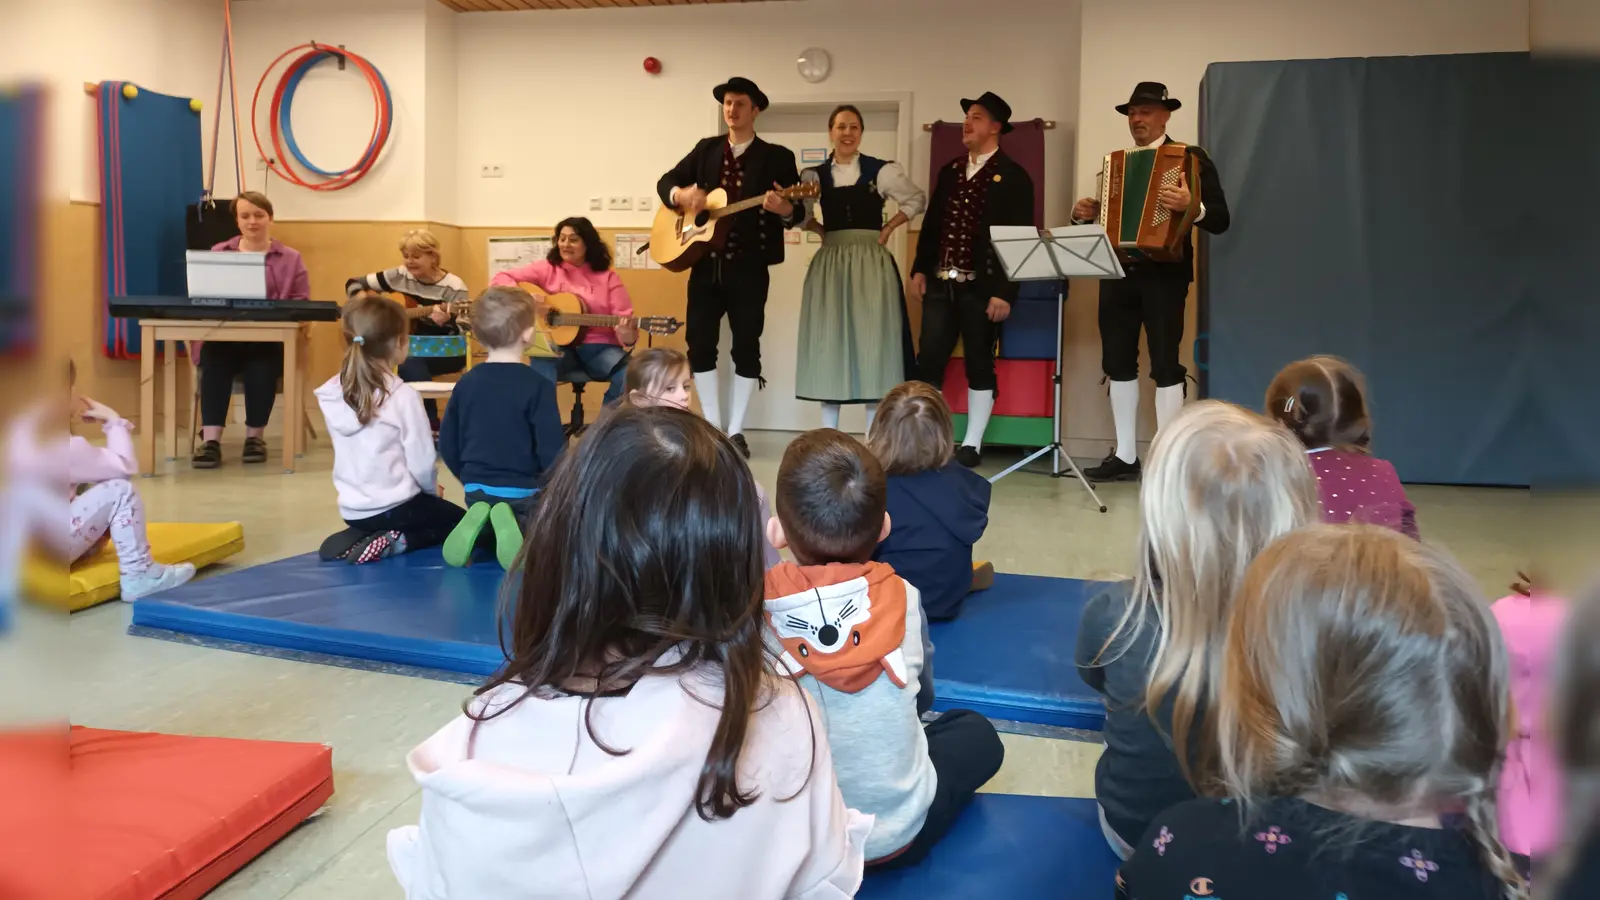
[984,225,1125,512]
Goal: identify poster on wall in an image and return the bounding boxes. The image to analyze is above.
[488,236,553,278]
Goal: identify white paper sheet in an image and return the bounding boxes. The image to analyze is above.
[488,236,553,278]
[989,224,1124,280]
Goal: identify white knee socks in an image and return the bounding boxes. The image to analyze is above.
[963,389,995,449]
[727,375,759,436]
[821,402,841,430]
[1110,379,1140,464]
[1155,384,1186,432]
[694,371,722,431]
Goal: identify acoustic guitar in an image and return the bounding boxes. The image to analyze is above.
[392,286,472,323]
[648,182,819,272]
[520,284,681,349]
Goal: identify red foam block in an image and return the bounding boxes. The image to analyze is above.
[942,359,1055,418]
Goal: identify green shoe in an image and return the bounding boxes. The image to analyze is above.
[489,502,524,570]
[443,502,492,567]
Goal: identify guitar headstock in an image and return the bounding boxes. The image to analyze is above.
[779,182,821,201]
[639,317,683,337]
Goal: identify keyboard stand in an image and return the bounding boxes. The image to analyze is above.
[138,319,311,475]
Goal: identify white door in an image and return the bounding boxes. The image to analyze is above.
[715,104,904,435]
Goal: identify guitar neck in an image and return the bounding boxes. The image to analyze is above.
[550,314,636,327]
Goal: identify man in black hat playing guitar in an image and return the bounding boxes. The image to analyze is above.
[1074,81,1230,482]
[911,91,1036,468]
[657,76,803,458]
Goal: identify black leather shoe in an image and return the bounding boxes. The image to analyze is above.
[191,440,222,469]
[954,445,982,468]
[1084,451,1141,482]
[729,433,751,459]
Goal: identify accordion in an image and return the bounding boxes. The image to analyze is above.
[1098,143,1202,263]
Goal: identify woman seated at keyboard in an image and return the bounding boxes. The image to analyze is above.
[192,191,311,470]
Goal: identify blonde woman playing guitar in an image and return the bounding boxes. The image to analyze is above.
[346,229,472,429]
[489,217,642,405]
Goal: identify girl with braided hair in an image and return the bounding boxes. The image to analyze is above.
[1117,525,1529,900]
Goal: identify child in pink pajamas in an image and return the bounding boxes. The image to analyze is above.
[2,364,194,607]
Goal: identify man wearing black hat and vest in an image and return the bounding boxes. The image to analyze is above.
[1074,82,1230,482]
[657,76,803,459]
[911,92,1036,468]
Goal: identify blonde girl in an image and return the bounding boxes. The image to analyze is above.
[1075,400,1319,858]
[1118,525,1528,900]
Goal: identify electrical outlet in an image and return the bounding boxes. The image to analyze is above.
[607,196,633,211]
[636,195,654,212]
[589,196,603,211]
[480,164,504,178]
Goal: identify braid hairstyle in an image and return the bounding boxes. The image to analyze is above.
[1217,524,1526,900]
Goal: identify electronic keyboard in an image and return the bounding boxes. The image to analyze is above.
[110,295,341,322]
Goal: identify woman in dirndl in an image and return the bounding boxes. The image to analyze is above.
[797,104,926,431]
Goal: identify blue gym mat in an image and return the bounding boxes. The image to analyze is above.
[131,552,1108,730]
[859,793,1121,898]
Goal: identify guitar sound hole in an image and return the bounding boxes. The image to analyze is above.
[694,210,711,227]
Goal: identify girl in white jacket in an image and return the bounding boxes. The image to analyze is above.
[388,405,871,899]
[314,293,463,564]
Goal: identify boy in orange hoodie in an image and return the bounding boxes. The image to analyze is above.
[764,429,1005,867]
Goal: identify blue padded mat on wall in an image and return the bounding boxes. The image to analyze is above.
[858,793,1121,898]
[131,552,1109,730]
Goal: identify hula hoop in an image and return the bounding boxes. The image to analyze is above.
[252,42,393,191]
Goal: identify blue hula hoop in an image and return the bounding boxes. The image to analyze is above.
[277,51,393,179]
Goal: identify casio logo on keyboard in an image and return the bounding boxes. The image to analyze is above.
[190,296,228,307]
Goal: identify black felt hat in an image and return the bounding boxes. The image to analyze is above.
[1116,82,1181,115]
[713,76,769,111]
[961,91,1015,134]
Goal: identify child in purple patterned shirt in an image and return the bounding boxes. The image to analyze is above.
[1265,355,1419,539]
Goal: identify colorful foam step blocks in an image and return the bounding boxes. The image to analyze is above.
[943,359,1054,418]
[21,521,244,611]
[951,413,1054,448]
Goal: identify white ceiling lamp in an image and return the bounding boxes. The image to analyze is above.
[797,47,832,84]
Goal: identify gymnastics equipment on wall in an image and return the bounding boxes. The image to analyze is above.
[253,42,394,191]
[95,82,204,359]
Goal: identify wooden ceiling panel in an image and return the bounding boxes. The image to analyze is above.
[435,0,795,10]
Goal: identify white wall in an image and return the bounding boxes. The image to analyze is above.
[424,0,459,224]
[1074,0,1531,197]
[228,0,431,221]
[3,0,230,202]
[453,0,1083,228]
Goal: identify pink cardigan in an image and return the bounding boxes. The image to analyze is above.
[491,259,632,346]
[1492,590,1568,858]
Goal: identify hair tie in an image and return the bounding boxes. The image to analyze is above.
[1283,396,1295,413]
[352,335,365,345]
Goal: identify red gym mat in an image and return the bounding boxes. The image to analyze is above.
[59,726,333,900]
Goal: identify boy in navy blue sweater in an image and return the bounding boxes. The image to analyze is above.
[868,383,992,712]
[440,287,565,569]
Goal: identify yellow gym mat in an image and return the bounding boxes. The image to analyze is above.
[22,522,245,611]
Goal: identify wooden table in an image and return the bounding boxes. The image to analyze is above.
[138,319,310,475]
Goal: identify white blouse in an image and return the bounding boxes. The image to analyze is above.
[800,156,927,223]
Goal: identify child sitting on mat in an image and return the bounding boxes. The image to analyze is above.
[867,382,993,621]
[763,429,1004,868]
[1266,354,1419,539]
[388,405,870,898]
[439,287,564,569]
[1492,570,1568,862]
[624,348,780,570]
[315,293,464,565]
[1077,401,1318,860]
[1118,525,1530,900]
[0,361,195,606]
